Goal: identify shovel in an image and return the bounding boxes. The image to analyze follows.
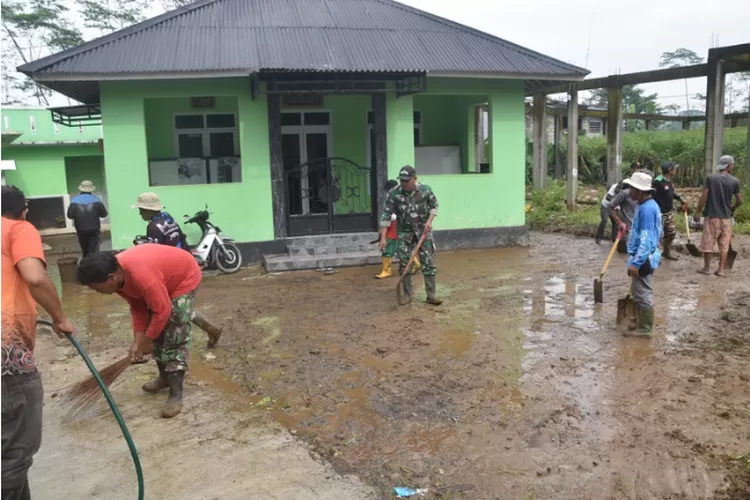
[726,241,737,270]
[616,282,638,328]
[683,206,702,257]
[594,228,624,304]
[396,232,427,305]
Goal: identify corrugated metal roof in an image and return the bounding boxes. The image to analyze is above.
[20,0,588,79]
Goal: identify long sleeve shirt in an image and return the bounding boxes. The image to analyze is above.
[67,193,108,232]
[608,189,638,229]
[379,184,438,234]
[626,198,662,270]
[116,244,202,339]
[651,175,683,213]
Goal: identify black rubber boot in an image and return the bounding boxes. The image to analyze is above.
[161,371,185,418]
[424,275,443,305]
[663,239,678,260]
[142,361,168,393]
[402,272,413,303]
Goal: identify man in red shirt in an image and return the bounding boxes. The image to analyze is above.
[76,244,202,418]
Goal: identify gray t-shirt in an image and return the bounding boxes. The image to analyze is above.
[608,188,637,228]
[704,173,740,219]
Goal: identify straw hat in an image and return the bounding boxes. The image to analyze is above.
[131,192,162,211]
[622,172,655,192]
[78,180,95,193]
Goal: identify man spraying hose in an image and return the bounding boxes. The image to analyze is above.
[77,245,201,418]
[379,166,441,305]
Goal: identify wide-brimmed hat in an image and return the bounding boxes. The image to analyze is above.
[131,192,162,211]
[78,180,95,193]
[622,172,655,192]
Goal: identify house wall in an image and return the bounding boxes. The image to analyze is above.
[1,144,101,197]
[100,78,273,249]
[1,107,102,144]
[65,155,106,195]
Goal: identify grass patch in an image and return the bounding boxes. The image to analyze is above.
[527,182,750,237]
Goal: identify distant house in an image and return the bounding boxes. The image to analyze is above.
[18,0,587,259]
[0,107,109,235]
[525,99,606,140]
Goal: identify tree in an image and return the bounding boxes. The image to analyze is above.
[585,85,662,131]
[1,0,83,105]
[158,0,195,10]
[659,48,704,114]
[75,0,150,35]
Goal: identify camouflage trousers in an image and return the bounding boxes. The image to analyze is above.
[396,232,436,276]
[661,211,677,242]
[382,238,397,258]
[153,291,195,373]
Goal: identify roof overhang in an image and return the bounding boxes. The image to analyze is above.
[1,160,17,171]
[1,131,24,146]
[49,104,102,127]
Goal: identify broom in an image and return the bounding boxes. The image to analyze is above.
[64,355,131,408]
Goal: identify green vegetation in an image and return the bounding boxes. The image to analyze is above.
[527,127,748,187]
[527,181,750,236]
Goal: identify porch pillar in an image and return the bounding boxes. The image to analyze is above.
[267,91,287,238]
[531,93,548,190]
[371,92,388,219]
[704,56,725,175]
[606,87,623,184]
[553,115,563,179]
[566,87,578,209]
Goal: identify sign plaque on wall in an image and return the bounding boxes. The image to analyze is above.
[191,96,217,109]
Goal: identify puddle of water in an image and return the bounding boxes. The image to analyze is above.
[438,329,474,357]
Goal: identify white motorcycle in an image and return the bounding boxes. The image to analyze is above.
[134,205,243,274]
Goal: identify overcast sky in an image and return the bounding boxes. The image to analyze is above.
[403,0,750,111]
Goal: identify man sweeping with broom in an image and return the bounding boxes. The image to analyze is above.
[77,244,201,418]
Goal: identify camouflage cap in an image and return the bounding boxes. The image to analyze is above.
[398,165,416,180]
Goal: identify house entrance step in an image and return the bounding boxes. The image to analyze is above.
[262,232,383,272]
[263,250,382,273]
[286,232,378,248]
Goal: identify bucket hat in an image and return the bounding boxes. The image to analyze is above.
[622,172,655,192]
[131,192,162,211]
[78,180,95,192]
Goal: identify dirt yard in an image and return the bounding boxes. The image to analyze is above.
[35,232,750,499]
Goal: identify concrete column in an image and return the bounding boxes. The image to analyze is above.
[266,92,286,238]
[644,119,651,131]
[554,115,563,179]
[704,57,726,175]
[682,121,691,131]
[566,88,578,209]
[606,87,623,185]
[371,93,388,219]
[531,93,548,190]
[746,107,750,185]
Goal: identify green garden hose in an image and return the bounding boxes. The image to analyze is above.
[37,320,144,500]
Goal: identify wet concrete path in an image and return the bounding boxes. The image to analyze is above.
[36,232,750,499]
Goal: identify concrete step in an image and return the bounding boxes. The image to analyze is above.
[286,232,378,248]
[264,250,382,273]
[288,243,375,257]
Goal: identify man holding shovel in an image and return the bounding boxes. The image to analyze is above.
[651,162,686,261]
[608,183,638,253]
[694,155,743,277]
[622,172,662,337]
[379,166,441,305]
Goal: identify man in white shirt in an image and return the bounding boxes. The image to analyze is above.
[596,183,620,244]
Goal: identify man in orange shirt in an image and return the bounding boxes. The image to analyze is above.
[76,244,202,418]
[2,185,74,500]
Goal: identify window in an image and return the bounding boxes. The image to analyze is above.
[588,119,603,134]
[148,113,241,187]
[367,110,421,146]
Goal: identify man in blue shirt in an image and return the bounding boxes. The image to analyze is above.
[67,180,108,257]
[620,172,662,337]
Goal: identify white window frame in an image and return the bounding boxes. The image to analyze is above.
[281,110,334,216]
[172,112,239,158]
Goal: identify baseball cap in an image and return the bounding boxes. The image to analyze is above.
[398,165,416,180]
[661,161,679,173]
[717,155,735,171]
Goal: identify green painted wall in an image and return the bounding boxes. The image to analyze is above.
[388,77,526,230]
[65,156,106,194]
[1,144,101,197]
[100,78,273,249]
[1,107,102,144]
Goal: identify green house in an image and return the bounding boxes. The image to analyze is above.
[18,0,587,264]
[1,107,109,235]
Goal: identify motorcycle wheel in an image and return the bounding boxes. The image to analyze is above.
[213,243,242,274]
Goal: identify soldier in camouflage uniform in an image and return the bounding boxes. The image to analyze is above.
[379,165,442,305]
[76,244,202,418]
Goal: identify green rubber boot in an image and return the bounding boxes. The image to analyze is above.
[624,306,653,338]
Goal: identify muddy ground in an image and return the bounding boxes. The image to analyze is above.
[37,231,750,499]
